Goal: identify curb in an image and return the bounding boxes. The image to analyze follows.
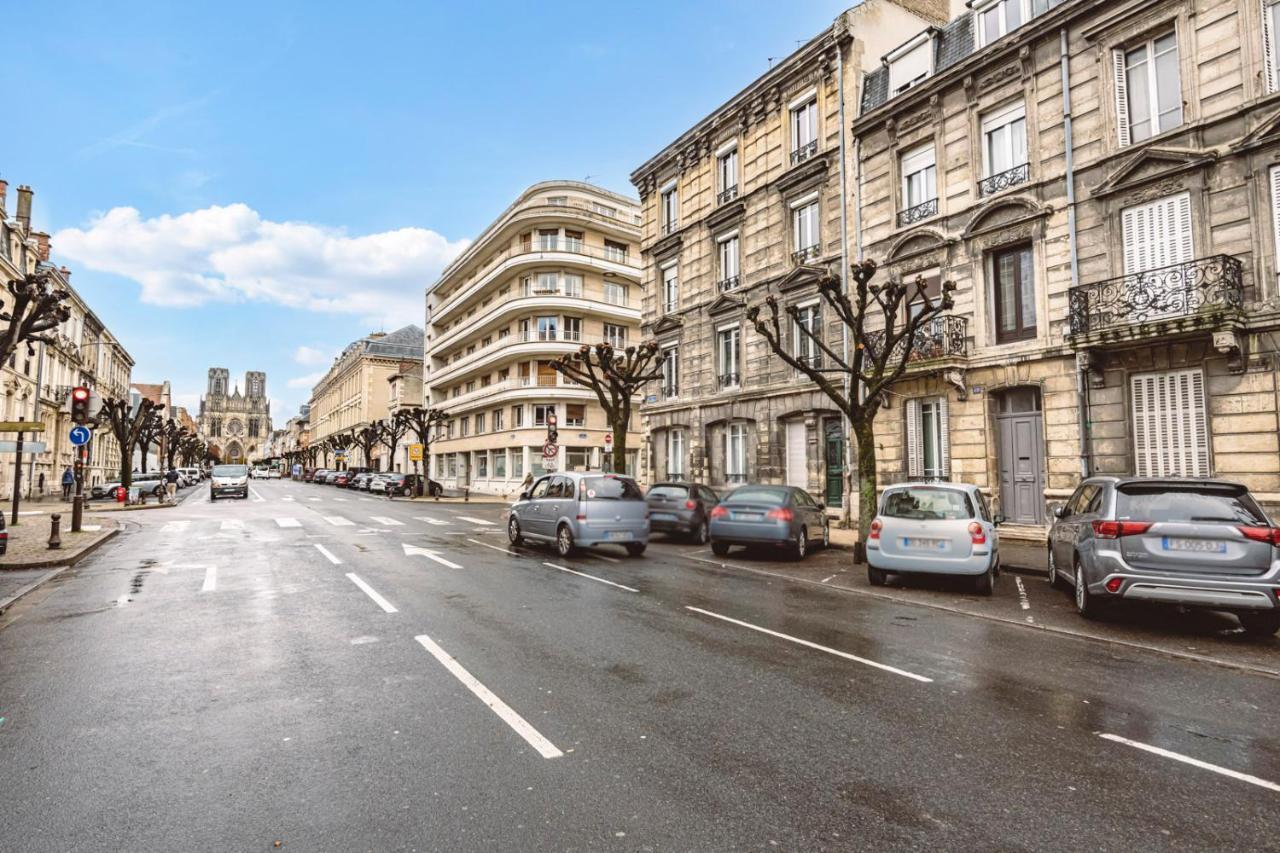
[0,524,121,572]
[0,565,72,614]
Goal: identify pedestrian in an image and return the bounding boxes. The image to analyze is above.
[61,466,74,501]
[164,466,181,504]
[520,471,534,494]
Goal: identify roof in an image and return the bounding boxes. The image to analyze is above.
[861,13,973,113]
[363,324,424,359]
[132,383,166,404]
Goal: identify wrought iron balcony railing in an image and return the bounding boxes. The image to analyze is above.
[1067,254,1244,336]
[978,162,1030,197]
[792,245,821,265]
[718,372,740,388]
[661,384,679,399]
[661,220,680,236]
[718,275,741,292]
[897,198,938,227]
[725,473,749,485]
[717,186,739,205]
[790,141,818,166]
[864,315,969,364]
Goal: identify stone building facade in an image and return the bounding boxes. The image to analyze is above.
[198,369,271,463]
[854,0,1280,528]
[424,182,643,498]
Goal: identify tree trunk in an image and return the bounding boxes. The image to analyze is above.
[854,418,879,565]
[611,420,627,474]
[138,442,148,473]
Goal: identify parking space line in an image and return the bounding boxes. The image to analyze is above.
[345,573,397,613]
[685,606,933,683]
[466,537,517,555]
[1097,733,1280,792]
[542,562,638,593]
[314,544,342,565]
[200,565,216,593]
[414,634,563,760]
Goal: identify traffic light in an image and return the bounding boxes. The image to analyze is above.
[547,413,558,445]
[70,386,91,424]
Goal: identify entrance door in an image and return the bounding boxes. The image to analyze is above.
[996,388,1044,525]
[823,419,844,507]
[785,421,807,489]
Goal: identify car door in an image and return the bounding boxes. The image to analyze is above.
[524,476,554,538]
[698,486,720,519]
[1051,483,1096,570]
[793,489,821,536]
[540,476,571,537]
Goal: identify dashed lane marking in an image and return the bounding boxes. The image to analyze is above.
[314,544,342,565]
[346,573,397,613]
[1015,576,1034,624]
[371,516,405,527]
[324,516,355,527]
[275,517,302,528]
[1097,733,1280,792]
[456,515,494,526]
[542,562,638,593]
[466,537,517,555]
[200,565,217,593]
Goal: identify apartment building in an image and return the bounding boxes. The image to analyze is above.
[385,361,422,473]
[629,1,956,511]
[853,0,1280,526]
[424,182,643,496]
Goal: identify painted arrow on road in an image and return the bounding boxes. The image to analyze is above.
[402,543,463,569]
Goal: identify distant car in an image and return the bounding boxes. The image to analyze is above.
[323,471,341,485]
[94,473,165,500]
[310,469,328,483]
[181,467,202,484]
[508,471,648,557]
[1048,476,1280,637]
[866,482,1002,595]
[349,472,371,491]
[209,464,250,500]
[646,482,719,544]
[368,473,394,493]
[383,473,426,497]
[709,484,829,560]
[335,472,352,488]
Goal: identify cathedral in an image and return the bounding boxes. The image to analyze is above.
[198,368,272,463]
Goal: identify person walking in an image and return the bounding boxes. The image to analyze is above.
[61,466,75,501]
[164,466,181,504]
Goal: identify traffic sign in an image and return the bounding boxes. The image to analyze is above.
[604,433,613,444]
[542,441,557,459]
[69,425,92,446]
[335,452,347,461]
[408,443,424,462]
[0,421,44,433]
[0,440,47,453]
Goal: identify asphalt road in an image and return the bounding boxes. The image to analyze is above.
[1,479,1277,852]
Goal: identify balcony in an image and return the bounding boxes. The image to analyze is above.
[718,275,740,292]
[897,198,938,228]
[978,162,1030,197]
[661,384,678,399]
[1067,255,1244,338]
[792,245,821,265]
[718,372,740,389]
[717,186,739,205]
[865,315,969,365]
[661,220,680,236]
[790,141,818,166]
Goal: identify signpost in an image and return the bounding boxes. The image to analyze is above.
[408,443,424,462]
[0,419,46,525]
[69,388,92,532]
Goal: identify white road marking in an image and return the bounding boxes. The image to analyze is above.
[307,497,322,502]
[345,573,397,613]
[200,565,217,593]
[359,497,374,503]
[1015,576,1034,624]
[1097,733,1280,792]
[220,519,244,531]
[402,542,463,568]
[314,544,342,565]
[456,515,494,526]
[249,487,265,503]
[414,634,563,759]
[370,516,405,527]
[282,496,295,502]
[324,516,355,527]
[592,553,622,564]
[467,537,516,555]
[275,517,302,528]
[334,497,348,502]
[415,516,450,526]
[80,524,102,532]
[162,520,190,533]
[820,574,837,584]
[685,606,933,683]
[542,562,638,593]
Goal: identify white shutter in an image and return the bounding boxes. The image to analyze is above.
[938,396,951,479]
[1113,48,1132,147]
[1122,193,1193,276]
[906,399,923,478]
[1270,166,1280,290]
[1130,369,1209,477]
[1265,1,1279,94]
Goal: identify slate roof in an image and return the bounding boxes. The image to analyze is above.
[860,10,976,114]
[356,324,424,360]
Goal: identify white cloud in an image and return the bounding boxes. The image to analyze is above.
[287,371,326,390]
[293,345,330,366]
[53,203,468,323]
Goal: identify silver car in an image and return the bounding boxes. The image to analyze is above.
[866,482,1002,595]
[508,471,649,557]
[209,464,249,500]
[1048,477,1280,637]
[708,485,830,560]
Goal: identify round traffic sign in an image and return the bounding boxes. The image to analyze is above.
[69,425,92,446]
[604,433,613,444]
[542,441,557,458]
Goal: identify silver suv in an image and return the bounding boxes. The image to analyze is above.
[1048,477,1280,637]
[508,471,649,558]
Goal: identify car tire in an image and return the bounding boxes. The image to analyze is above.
[691,520,709,545]
[1237,611,1280,638]
[508,516,523,545]
[711,540,730,557]
[556,524,575,558]
[867,565,887,586]
[1074,559,1103,619]
[792,527,808,561]
[625,543,646,557]
[1047,548,1065,589]
[973,563,994,596]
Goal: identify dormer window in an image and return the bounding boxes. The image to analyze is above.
[886,32,933,97]
[975,0,1025,47]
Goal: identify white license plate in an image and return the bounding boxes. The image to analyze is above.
[735,513,763,521]
[1162,537,1227,553]
[607,531,631,541]
[902,537,946,551]
[651,513,675,521]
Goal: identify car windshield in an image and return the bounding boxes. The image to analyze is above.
[648,485,689,499]
[723,487,788,506]
[581,476,644,500]
[1116,485,1267,525]
[212,465,248,477]
[881,487,973,520]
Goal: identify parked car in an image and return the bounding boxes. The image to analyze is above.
[507,471,648,557]
[0,512,7,555]
[865,482,1002,595]
[368,473,394,494]
[335,471,352,488]
[709,485,829,560]
[323,471,341,485]
[1048,476,1280,637]
[209,464,250,500]
[349,472,372,491]
[93,472,166,500]
[310,468,328,483]
[646,482,719,544]
[266,468,281,479]
[181,467,202,484]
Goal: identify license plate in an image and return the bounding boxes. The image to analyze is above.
[607,530,631,541]
[735,513,763,521]
[902,537,946,551]
[1162,537,1227,553]
[651,513,675,521]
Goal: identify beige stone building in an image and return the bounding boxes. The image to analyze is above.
[629,0,957,511]
[385,361,423,473]
[424,181,643,496]
[853,0,1280,529]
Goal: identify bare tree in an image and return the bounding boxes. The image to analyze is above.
[98,397,159,488]
[162,420,189,469]
[376,416,409,470]
[747,260,954,559]
[550,342,664,474]
[134,408,166,473]
[0,269,71,368]
[351,425,380,471]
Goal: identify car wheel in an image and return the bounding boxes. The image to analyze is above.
[1074,559,1103,619]
[1237,611,1280,638]
[711,540,730,557]
[867,565,887,586]
[1047,547,1065,589]
[508,516,523,545]
[792,527,808,561]
[973,563,994,596]
[691,520,709,545]
[556,524,575,558]
[625,543,646,557]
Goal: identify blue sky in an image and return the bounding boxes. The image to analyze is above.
[8,0,851,420]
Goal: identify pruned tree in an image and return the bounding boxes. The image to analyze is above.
[134,407,166,473]
[178,435,205,467]
[395,406,446,459]
[328,431,354,469]
[98,397,159,488]
[352,424,380,471]
[747,260,954,560]
[162,420,189,469]
[376,416,408,468]
[0,269,71,368]
[550,341,664,474]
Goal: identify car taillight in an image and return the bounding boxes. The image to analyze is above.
[869,519,881,541]
[766,508,792,522]
[1091,520,1152,539]
[1237,526,1280,546]
[710,506,727,519]
[968,521,986,545]
[1105,577,1123,593]
[0,531,8,540]
[685,500,696,510]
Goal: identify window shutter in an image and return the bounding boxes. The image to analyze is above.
[938,395,951,479]
[1121,205,1141,277]
[1173,192,1194,265]
[1131,372,1155,477]
[1265,1,1279,94]
[906,399,923,478]
[1131,369,1209,478]
[1270,166,1280,288]
[1113,48,1131,148]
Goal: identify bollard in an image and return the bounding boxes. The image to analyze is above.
[48,513,62,550]
[464,488,469,503]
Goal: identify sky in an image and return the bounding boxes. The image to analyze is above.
[7,0,852,422]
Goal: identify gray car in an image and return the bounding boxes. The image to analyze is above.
[708,484,829,560]
[508,471,649,557]
[1048,476,1280,637]
[646,482,719,544]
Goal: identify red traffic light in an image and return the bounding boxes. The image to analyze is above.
[71,386,90,402]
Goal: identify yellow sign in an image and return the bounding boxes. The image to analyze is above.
[408,443,424,462]
[0,421,45,433]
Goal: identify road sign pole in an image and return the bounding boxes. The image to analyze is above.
[10,420,23,526]
[71,444,85,533]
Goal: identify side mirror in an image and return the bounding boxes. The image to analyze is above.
[1052,505,1066,519]
[519,490,531,502]
[993,513,1005,526]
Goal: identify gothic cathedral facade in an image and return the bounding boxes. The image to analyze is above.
[198,368,272,463]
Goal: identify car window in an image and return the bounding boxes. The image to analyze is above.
[699,487,718,504]
[648,485,689,500]
[793,490,816,509]
[1116,484,1267,524]
[1065,484,1096,517]
[975,492,991,522]
[582,476,644,500]
[1084,486,1105,515]
[530,477,552,499]
[723,486,788,505]
[881,487,973,520]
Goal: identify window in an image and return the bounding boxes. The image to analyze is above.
[604,281,628,306]
[511,449,523,478]
[793,304,821,367]
[475,413,485,434]
[604,239,628,263]
[566,447,590,471]
[536,315,558,341]
[482,336,492,347]
[563,273,584,297]
[1271,166,1280,272]
[717,147,739,202]
[532,272,559,294]
[460,416,470,437]
[563,316,582,342]
[992,245,1036,343]
[564,230,584,252]
[565,404,585,427]
[906,397,949,479]
[1114,31,1182,146]
[494,408,504,431]
[512,405,524,427]
[546,196,567,206]
[660,346,679,398]
[976,0,1024,47]
[1131,369,1209,477]
[662,263,679,313]
[717,326,740,388]
[888,34,932,96]
[537,228,558,250]
[792,200,819,260]
[726,423,748,484]
[980,101,1027,187]
[667,429,686,478]
[534,404,554,426]
[604,323,626,348]
[447,453,458,478]
[718,233,740,289]
[900,144,937,211]
[661,185,679,233]
[465,380,475,393]
[1266,0,1280,93]
[498,327,510,339]
[494,450,507,479]
[790,98,817,162]
[476,451,488,478]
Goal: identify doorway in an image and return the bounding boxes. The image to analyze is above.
[995,388,1045,525]
[823,419,844,507]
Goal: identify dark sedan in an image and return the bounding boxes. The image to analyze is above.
[709,484,830,560]
[646,482,719,544]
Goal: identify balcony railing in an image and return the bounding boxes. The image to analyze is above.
[790,141,818,166]
[792,245,821,265]
[724,473,748,485]
[661,385,678,399]
[718,372,740,389]
[897,198,938,227]
[717,186,739,205]
[661,220,680,236]
[978,162,1030,197]
[864,315,969,364]
[718,275,740,292]
[1067,255,1244,336]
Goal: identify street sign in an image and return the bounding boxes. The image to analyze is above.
[604,433,613,444]
[0,440,47,453]
[409,443,424,461]
[542,441,557,459]
[543,458,559,472]
[335,452,347,462]
[0,422,44,433]
[69,425,92,446]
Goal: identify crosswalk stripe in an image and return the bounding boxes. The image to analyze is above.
[162,520,190,533]
[220,519,244,531]
[275,517,302,528]
[370,516,404,527]
[307,497,321,502]
[200,565,217,593]
[282,496,295,502]
[456,516,494,526]
[334,497,348,502]
[414,516,450,526]
[325,516,355,527]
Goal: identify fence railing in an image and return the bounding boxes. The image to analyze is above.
[1067,255,1244,335]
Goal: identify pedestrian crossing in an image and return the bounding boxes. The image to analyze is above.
[161,511,497,534]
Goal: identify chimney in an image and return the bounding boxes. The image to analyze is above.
[59,265,72,283]
[15,185,33,233]
[34,232,51,262]
[0,180,7,217]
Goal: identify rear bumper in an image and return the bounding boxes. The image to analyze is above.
[1089,552,1280,611]
[649,511,696,533]
[574,521,649,547]
[709,519,793,546]
[866,545,993,576]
